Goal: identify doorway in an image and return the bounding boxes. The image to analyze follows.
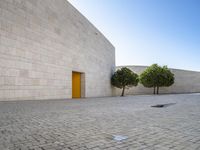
[72,72,81,98]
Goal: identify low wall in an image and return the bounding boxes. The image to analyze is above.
[113,66,200,96]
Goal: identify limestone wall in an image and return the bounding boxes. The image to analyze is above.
[113,66,200,96]
[0,0,115,101]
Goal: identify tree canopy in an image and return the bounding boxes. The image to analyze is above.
[111,67,139,96]
[140,64,174,94]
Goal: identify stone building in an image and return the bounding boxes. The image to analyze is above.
[0,0,115,101]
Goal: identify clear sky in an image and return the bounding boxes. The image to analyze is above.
[68,0,200,71]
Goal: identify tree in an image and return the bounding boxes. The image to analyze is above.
[111,67,139,96]
[140,64,174,94]
[161,66,175,92]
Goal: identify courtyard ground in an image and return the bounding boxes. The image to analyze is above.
[0,94,200,150]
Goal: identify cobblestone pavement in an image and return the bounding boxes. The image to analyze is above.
[0,94,200,150]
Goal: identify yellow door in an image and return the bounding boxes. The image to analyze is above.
[72,72,81,98]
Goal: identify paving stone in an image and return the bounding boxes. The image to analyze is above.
[0,94,200,149]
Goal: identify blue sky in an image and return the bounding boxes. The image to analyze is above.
[68,0,200,71]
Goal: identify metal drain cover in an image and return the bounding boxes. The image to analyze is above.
[113,135,128,141]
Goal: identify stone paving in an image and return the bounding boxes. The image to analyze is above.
[0,94,200,150]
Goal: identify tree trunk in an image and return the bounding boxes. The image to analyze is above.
[121,86,125,97]
[153,86,156,95]
[157,86,159,94]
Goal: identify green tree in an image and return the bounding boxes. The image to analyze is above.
[140,64,174,94]
[111,67,139,96]
[161,66,175,92]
